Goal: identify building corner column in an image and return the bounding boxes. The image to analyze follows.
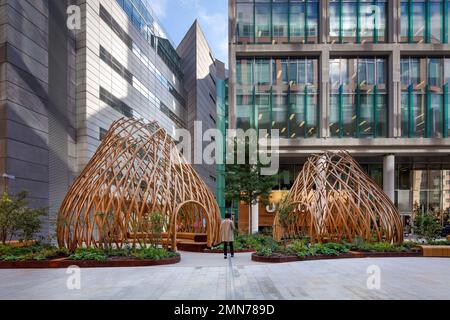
[320,49,330,138]
[251,201,259,234]
[383,154,395,202]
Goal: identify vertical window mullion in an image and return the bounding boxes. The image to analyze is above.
[270,0,273,43]
[426,84,431,138]
[269,86,273,135]
[444,0,448,43]
[408,0,413,43]
[288,0,291,42]
[356,85,361,137]
[304,85,308,139]
[253,0,256,43]
[305,0,309,43]
[356,0,361,43]
[339,0,343,43]
[287,85,292,137]
[408,84,414,138]
[426,0,431,43]
[339,84,344,138]
[442,83,450,138]
[373,0,379,43]
[374,85,379,138]
[252,86,256,130]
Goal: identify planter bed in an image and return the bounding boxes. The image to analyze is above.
[203,249,256,254]
[0,255,180,269]
[252,250,423,263]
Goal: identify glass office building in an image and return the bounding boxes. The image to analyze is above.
[400,0,450,43]
[236,0,319,44]
[236,57,319,137]
[230,0,450,229]
[401,57,450,138]
[329,0,387,43]
[330,57,388,138]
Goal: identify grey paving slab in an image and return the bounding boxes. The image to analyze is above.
[0,253,449,300]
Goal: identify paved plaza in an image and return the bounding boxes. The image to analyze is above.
[0,253,449,300]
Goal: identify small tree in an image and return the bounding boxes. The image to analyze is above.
[277,194,295,249]
[412,210,442,243]
[0,191,47,244]
[148,212,164,248]
[225,138,276,235]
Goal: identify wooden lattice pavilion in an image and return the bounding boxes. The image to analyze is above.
[57,118,221,251]
[273,151,403,244]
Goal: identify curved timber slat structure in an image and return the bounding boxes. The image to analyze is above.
[57,118,221,251]
[273,151,403,244]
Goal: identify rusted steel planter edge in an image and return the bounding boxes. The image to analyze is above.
[252,251,424,263]
[0,255,181,269]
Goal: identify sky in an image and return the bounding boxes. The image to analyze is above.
[150,0,228,67]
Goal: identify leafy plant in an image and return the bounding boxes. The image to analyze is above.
[312,243,349,256]
[345,239,408,252]
[0,191,47,244]
[427,240,450,246]
[412,210,443,243]
[70,248,107,261]
[0,243,69,261]
[131,247,177,260]
[148,211,165,248]
[277,194,296,250]
[256,246,273,257]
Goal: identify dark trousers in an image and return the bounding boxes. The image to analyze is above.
[223,242,234,256]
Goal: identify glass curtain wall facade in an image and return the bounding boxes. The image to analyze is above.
[236,57,319,138]
[116,0,183,79]
[400,0,450,44]
[330,57,388,138]
[236,0,319,44]
[396,164,450,223]
[401,57,450,138]
[329,0,387,43]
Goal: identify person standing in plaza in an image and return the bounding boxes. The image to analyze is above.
[220,213,235,259]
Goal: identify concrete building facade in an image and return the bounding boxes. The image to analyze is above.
[229,0,450,230]
[0,0,224,239]
[178,21,227,193]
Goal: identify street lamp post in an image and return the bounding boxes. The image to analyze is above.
[1,173,16,194]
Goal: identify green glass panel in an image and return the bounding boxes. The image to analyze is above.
[272,1,289,44]
[236,2,254,43]
[255,2,271,43]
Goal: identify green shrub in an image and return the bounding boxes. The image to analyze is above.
[256,246,273,257]
[412,209,443,243]
[70,248,107,261]
[0,244,69,261]
[285,241,349,258]
[308,243,348,256]
[427,240,450,246]
[345,239,408,252]
[131,247,177,260]
[0,191,47,244]
[215,234,280,251]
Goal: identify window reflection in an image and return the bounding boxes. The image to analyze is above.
[329,0,387,43]
[330,57,387,138]
[235,0,319,44]
[255,2,271,43]
[272,1,289,44]
[401,57,450,138]
[235,56,319,138]
[400,0,448,44]
[236,1,254,44]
